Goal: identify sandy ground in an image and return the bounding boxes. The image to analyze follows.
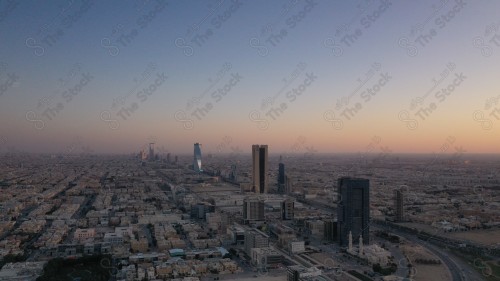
[401,244,451,281]
[447,228,500,246]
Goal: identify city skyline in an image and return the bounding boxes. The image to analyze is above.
[1,1,500,154]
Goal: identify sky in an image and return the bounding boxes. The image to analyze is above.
[1,0,500,155]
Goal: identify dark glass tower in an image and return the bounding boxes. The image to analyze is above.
[278,155,285,185]
[193,143,202,172]
[337,177,370,247]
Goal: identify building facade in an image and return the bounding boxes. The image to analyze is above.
[252,145,268,193]
[243,197,265,222]
[337,177,370,247]
[193,143,202,172]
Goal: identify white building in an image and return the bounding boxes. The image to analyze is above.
[74,228,96,241]
[103,232,123,244]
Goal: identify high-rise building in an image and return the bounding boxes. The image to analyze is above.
[337,177,370,247]
[281,199,294,220]
[243,197,265,222]
[278,155,285,193]
[394,189,405,222]
[193,143,202,172]
[148,143,155,161]
[252,145,268,193]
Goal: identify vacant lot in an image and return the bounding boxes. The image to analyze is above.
[447,229,500,246]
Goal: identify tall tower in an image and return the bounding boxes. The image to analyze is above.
[394,188,405,222]
[337,177,370,247]
[193,143,202,172]
[148,143,155,161]
[252,145,268,194]
[278,155,285,193]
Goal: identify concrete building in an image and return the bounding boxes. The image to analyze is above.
[251,247,283,269]
[74,228,96,241]
[244,229,269,255]
[190,202,214,220]
[243,197,264,222]
[287,265,322,281]
[103,232,123,244]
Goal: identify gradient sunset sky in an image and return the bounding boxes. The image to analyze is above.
[1,0,500,154]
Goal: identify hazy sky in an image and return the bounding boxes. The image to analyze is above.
[1,0,500,155]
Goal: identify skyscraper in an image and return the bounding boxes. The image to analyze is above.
[278,155,285,193]
[252,145,268,194]
[193,143,202,172]
[148,143,155,161]
[394,189,405,222]
[337,177,370,247]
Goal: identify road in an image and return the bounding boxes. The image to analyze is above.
[374,224,485,281]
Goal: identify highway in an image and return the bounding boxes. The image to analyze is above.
[374,224,485,281]
[296,197,485,281]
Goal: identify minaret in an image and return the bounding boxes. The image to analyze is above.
[348,231,353,252]
[359,235,364,256]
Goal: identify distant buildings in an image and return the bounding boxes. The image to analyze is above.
[337,177,370,247]
[394,188,405,222]
[252,145,268,193]
[243,197,265,222]
[193,143,202,172]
